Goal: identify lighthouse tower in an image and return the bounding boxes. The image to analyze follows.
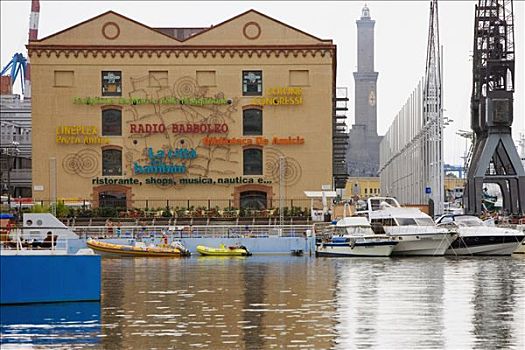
[346,4,382,177]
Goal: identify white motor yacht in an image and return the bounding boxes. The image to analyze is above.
[359,197,457,256]
[435,215,525,256]
[315,217,397,257]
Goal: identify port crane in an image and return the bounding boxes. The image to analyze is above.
[0,0,39,97]
[1,53,28,95]
[464,0,525,215]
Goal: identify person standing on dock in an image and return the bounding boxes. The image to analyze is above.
[105,219,114,237]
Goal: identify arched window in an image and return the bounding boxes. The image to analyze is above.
[102,148,122,176]
[243,148,262,175]
[102,108,122,136]
[240,191,267,209]
[243,108,262,135]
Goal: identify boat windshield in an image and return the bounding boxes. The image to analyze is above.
[454,216,484,227]
[346,226,374,235]
[369,198,399,211]
[335,226,373,235]
[414,218,435,226]
[396,218,417,226]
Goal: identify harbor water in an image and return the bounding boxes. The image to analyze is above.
[1,255,524,349]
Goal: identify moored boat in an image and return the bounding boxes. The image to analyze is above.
[86,238,190,257]
[315,217,398,257]
[362,197,457,256]
[436,215,525,255]
[196,244,252,256]
[1,215,100,305]
[316,236,398,257]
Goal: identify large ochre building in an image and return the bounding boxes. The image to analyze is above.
[29,10,337,209]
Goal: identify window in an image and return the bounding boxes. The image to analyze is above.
[414,218,435,226]
[102,149,122,176]
[242,71,262,96]
[396,218,418,226]
[102,109,122,136]
[240,191,267,209]
[102,71,122,96]
[243,148,263,175]
[438,216,453,224]
[243,109,262,135]
[370,219,386,234]
[99,191,127,208]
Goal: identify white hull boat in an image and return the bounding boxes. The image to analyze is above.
[436,215,525,256]
[316,217,397,257]
[316,237,397,257]
[361,197,457,256]
[447,242,520,256]
[391,232,456,256]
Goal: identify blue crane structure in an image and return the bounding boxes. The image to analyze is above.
[1,53,28,95]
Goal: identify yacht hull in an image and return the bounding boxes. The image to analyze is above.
[316,241,396,257]
[391,234,455,256]
[446,236,524,256]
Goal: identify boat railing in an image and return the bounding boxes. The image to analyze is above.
[72,224,314,239]
[1,230,69,252]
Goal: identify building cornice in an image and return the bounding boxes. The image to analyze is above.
[27,44,336,59]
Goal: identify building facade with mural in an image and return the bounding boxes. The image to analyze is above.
[28,10,336,209]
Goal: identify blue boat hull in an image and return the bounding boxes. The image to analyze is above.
[0,255,101,304]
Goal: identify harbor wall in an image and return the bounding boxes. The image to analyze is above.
[68,236,316,255]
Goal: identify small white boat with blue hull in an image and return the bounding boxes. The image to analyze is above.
[1,213,101,304]
[316,217,397,257]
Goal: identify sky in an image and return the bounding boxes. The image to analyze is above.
[1,1,524,166]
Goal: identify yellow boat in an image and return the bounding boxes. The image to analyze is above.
[196,244,252,256]
[86,238,190,257]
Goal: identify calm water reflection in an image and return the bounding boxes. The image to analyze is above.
[0,301,101,348]
[1,255,524,349]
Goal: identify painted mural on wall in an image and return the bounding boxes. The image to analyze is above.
[62,148,100,178]
[63,74,305,188]
[124,75,240,189]
[264,147,302,186]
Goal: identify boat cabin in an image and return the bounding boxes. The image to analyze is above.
[359,197,437,234]
[334,216,375,236]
